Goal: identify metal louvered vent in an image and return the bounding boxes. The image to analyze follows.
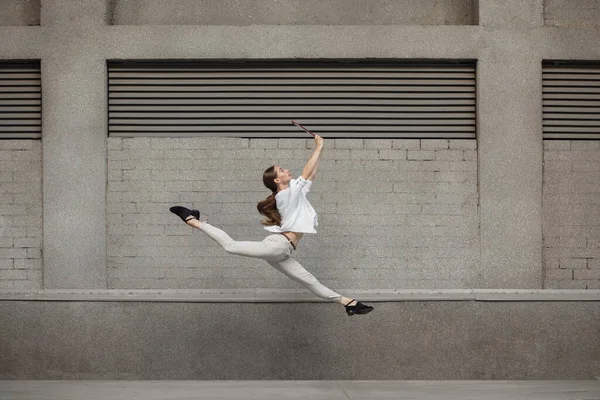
[543,61,600,139]
[108,60,476,139]
[0,61,41,139]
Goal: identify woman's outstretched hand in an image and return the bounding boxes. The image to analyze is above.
[314,134,324,150]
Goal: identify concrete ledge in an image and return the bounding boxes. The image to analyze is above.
[1,380,599,400]
[474,289,600,301]
[0,289,598,302]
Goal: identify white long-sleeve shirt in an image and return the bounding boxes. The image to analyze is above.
[264,176,318,234]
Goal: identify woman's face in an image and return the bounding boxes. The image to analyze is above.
[274,165,292,185]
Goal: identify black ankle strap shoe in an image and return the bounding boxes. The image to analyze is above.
[169,206,200,222]
[344,299,374,316]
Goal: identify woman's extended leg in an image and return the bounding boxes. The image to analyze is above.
[267,257,375,314]
[177,208,373,314]
[190,218,364,308]
[267,257,342,302]
[185,218,282,259]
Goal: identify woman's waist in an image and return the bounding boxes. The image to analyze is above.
[280,231,303,248]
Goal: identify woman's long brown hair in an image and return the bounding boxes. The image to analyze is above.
[257,165,281,226]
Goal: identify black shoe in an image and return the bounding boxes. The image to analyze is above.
[344,299,374,316]
[169,206,200,222]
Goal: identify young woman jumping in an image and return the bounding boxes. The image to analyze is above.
[169,134,374,316]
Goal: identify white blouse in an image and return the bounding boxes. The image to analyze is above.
[264,176,318,234]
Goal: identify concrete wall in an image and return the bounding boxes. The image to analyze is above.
[109,0,475,26]
[107,138,479,289]
[0,141,42,290]
[1,300,599,380]
[543,140,600,289]
[0,0,39,26]
[544,0,600,28]
[1,0,600,380]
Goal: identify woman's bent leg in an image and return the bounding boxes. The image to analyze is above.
[268,257,342,302]
[199,223,281,259]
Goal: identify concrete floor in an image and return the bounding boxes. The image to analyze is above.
[1,381,600,400]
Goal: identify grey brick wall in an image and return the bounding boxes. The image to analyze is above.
[0,141,43,289]
[543,140,600,289]
[107,138,479,290]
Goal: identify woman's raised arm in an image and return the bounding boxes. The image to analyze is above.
[301,135,324,180]
[308,157,320,181]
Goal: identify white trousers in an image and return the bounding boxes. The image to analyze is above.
[199,223,342,301]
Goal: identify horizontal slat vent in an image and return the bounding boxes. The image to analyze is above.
[108,60,476,139]
[543,62,600,140]
[0,61,41,139]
